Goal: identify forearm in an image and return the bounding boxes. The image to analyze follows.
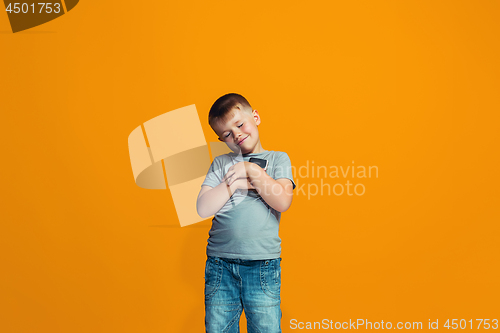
[249,171,293,212]
[196,181,238,218]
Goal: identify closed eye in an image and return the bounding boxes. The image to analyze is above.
[223,123,243,138]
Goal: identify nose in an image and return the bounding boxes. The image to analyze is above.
[234,130,242,142]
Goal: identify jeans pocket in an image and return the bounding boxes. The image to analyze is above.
[260,258,281,299]
[274,259,281,286]
[204,257,222,300]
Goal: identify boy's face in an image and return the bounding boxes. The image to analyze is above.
[212,107,261,154]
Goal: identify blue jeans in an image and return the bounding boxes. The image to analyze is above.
[204,256,282,333]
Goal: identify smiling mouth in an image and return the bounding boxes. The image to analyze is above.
[237,136,249,145]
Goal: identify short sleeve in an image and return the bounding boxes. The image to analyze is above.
[273,152,296,190]
[201,157,223,188]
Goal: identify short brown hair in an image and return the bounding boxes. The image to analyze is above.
[208,93,252,129]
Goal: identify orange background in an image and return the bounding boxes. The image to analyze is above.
[1,1,499,332]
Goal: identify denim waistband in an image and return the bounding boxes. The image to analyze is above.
[208,256,281,264]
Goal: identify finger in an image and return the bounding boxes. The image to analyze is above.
[223,171,234,182]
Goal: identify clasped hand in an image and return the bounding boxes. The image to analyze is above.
[223,161,265,189]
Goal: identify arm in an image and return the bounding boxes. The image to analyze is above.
[196,178,254,218]
[247,166,294,212]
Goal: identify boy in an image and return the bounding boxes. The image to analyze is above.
[197,93,296,333]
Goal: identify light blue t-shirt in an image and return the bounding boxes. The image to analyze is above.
[201,150,295,260]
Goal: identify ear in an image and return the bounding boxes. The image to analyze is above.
[252,109,261,126]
